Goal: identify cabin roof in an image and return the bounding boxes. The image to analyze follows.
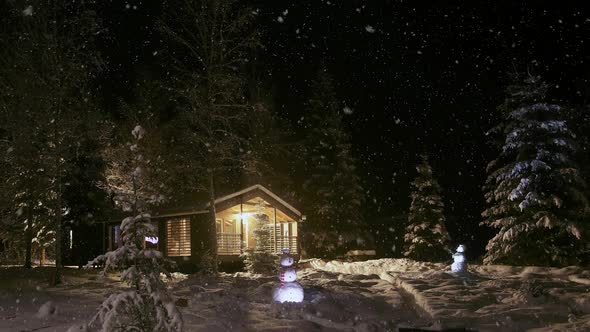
[153,184,302,220]
[210,184,301,217]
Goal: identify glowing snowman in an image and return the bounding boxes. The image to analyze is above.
[272,248,304,303]
[451,244,467,273]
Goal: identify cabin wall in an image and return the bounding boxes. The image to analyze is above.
[158,219,166,259]
[63,222,103,267]
[86,187,302,272]
[159,214,212,273]
[191,214,211,255]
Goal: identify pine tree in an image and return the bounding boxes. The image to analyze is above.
[242,201,276,274]
[301,70,365,258]
[240,101,300,193]
[481,74,589,266]
[88,126,183,332]
[567,105,590,214]
[403,155,451,262]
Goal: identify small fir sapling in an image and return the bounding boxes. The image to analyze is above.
[242,201,276,274]
[87,125,183,332]
[197,250,217,275]
[403,155,451,262]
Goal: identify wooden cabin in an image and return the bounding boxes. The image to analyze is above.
[101,185,304,271]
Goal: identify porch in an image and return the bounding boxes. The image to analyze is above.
[217,233,298,255]
[215,194,299,255]
[152,184,304,269]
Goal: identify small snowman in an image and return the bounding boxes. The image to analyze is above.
[272,248,304,303]
[451,244,467,273]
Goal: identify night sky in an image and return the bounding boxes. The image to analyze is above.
[99,0,590,256]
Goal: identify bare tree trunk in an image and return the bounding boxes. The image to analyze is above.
[40,247,46,267]
[53,98,63,285]
[54,182,63,284]
[24,208,33,268]
[132,175,140,291]
[208,172,218,273]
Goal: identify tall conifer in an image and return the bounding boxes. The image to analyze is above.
[482,74,589,266]
[403,155,451,262]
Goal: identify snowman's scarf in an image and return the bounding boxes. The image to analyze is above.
[280,270,286,287]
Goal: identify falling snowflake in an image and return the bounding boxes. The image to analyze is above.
[365,25,376,33]
[132,125,145,140]
[277,16,284,23]
[343,106,354,115]
[22,5,33,16]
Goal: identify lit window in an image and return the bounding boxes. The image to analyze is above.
[166,219,191,256]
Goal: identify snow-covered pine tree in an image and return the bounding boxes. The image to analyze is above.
[403,155,451,262]
[481,74,589,266]
[87,125,183,332]
[567,105,590,218]
[301,70,365,258]
[242,201,276,274]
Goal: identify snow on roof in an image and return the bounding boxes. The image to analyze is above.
[153,209,209,219]
[211,184,302,217]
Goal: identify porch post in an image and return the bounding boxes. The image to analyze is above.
[288,222,292,252]
[240,198,244,252]
[297,222,301,256]
[274,207,277,253]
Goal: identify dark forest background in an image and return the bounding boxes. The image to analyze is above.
[1,0,589,266]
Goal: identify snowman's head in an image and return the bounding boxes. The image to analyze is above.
[456,244,466,253]
[280,255,294,267]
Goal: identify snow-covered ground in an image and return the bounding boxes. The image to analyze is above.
[311,258,590,331]
[0,265,420,331]
[0,267,122,332]
[1,259,589,331]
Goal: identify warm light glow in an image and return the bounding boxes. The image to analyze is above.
[238,212,251,220]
